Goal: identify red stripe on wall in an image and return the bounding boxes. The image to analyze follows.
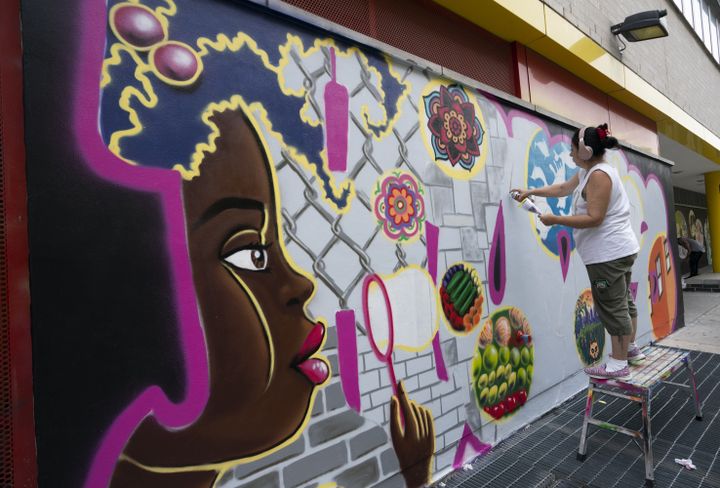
[0,0,38,486]
[283,0,515,94]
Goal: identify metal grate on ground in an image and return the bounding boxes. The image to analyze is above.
[434,351,720,488]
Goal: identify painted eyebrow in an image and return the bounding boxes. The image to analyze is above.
[192,197,264,231]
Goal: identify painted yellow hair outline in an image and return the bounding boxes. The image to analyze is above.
[276,35,410,141]
[102,24,366,212]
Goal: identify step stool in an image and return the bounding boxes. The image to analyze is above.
[577,345,703,487]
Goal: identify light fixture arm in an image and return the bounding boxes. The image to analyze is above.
[616,35,627,53]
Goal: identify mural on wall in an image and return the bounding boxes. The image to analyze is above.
[23,0,681,487]
[675,206,712,271]
[525,127,578,281]
[420,82,488,180]
[471,307,533,421]
[373,170,427,243]
[440,262,485,334]
[573,290,605,366]
[648,235,677,339]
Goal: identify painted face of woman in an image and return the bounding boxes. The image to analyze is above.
[121,109,329,469]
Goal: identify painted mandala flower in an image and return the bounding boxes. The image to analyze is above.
[424,85,483,171]
[374,171,426,241]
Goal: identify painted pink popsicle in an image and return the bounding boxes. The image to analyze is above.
[336,309,361,412]
[426,222,449,382]
[324,47,349,172]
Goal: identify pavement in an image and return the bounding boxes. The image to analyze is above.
[682,266,720,293]
[435,287,720,488]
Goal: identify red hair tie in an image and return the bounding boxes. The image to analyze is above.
[596,127,608,141]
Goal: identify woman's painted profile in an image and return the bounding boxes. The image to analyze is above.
[66,0,436,486]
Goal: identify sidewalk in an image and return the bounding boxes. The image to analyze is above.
[436,291,720,488]
[682,266,720,293]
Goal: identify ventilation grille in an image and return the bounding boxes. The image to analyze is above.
[0,70,14,488]
[282,0,514,93]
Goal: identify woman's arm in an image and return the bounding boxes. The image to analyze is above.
[511,172,579,201]
[542,170,610,228]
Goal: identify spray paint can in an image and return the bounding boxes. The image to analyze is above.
[509,191,542,215]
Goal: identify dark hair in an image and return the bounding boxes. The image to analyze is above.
[572,123,620,158]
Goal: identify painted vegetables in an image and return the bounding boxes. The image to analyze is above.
[471,307,533,420]
[440,263,484,334]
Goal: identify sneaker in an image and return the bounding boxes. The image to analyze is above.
[627,346,646,365]
[584,363,631,380]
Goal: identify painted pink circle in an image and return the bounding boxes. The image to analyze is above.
[152,44,199,83]
[112,5,165,48]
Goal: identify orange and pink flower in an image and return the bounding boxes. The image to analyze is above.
[374,171,426,241]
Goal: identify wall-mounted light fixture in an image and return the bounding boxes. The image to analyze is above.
[611,9,668,52]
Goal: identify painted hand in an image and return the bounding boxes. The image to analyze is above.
[539,213,558,226]
[390,381,435,488]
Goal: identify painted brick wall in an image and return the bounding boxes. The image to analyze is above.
[540,0,720,137]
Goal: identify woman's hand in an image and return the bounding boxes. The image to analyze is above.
[390,381,434,488]
[539,213,559,226]
[510,188,533,202]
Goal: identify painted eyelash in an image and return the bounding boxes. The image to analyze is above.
[220,241,272,261]
[247,240,272,250]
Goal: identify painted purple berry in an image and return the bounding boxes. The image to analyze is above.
[112,5,165,49]
[152,43,200,83]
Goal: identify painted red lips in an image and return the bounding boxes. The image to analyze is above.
[293,323,329,385]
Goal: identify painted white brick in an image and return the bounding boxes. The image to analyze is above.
[405,355,433,376]
[439,227,461,250]
[452,178,472,214]
[363,352,384,372]
[363,405,385,426]
[443,424,466,448]
[443,213,475,228]
[440,388,466,414]
[435,445,457,472]
[433,409,459,435]
[410,386,433,404]
[452,364,470,389]
[476,230,488,249]
[426,399,442,419]
[359,370,380,393]
[431,379,455,398]
[418,370,439,389]
[444,250,464,268]
[371,386,393,408]
[402,375,420,392]
[361,392,373,412]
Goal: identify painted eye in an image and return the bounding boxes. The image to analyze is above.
[223,247,268,271]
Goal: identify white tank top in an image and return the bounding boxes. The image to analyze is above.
[572,162,639,265]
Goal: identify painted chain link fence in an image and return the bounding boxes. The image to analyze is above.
[218,42,505,488]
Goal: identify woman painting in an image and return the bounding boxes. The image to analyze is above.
[513,124,642,380]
